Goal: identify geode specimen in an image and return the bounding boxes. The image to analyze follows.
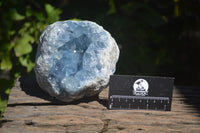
[34,20,119,102]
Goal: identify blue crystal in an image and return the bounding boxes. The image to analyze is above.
[34,20,119,102]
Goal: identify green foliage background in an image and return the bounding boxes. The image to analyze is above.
[1,0,200,119]
[0,0,62,118]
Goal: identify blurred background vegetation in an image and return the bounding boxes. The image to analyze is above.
[0,0,200,118]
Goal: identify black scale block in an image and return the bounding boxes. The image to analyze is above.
[108,75,174,111]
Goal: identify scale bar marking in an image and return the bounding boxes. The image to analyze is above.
[110,95,169,101]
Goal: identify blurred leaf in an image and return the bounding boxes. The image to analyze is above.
[9,30,16,36]
[27,61,35,72]
[0,1,62,119]
[18,22,31,35]
[174,0,180,17]
[14,72,21,79]
[19,55,35,72]
[45,3,54,15]
[156,49,173,65]
[0,43,11,52]
[36,22,46,32]
[0,55,12,70]
[33,12,45,21]
[140,9,165,27]
[0,98,8,118]
[14,34,34,57]
[0,99,7,109]
[0,79,14,94]
[108,0,116,14]
[4,89,10,95]
[19,56,28,67]
[122,1,145,14]
[9,9,25,21]
[69,18,82,21]
[45,3,62,24]
[0,99,7,108]
[25,8,33,17]
[0,78,17,118]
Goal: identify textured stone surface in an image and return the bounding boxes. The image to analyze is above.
[34,20,119,102]
[1,77,200,133]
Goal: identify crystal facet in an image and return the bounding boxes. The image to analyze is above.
[34,20,119,102]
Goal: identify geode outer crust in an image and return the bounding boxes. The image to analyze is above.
[34,20,119,102]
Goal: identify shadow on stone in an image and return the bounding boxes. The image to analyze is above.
[19,76,108,107]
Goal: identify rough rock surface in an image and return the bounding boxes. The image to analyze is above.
[1,77,200,133]
[34,20,119,102]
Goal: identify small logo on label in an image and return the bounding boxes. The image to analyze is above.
[133,79,149,96]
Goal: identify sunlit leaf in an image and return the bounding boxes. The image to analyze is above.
[27,61,35,72]
[0,55,12,70]
[14,34,34,57]
[9,9,25,21]
[45,4,54,15]
[19,56,28,67]
[45,3,62,24]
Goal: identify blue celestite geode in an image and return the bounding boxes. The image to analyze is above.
[34,20,119,102]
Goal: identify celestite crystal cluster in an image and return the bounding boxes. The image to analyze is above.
[34,20,119,102]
